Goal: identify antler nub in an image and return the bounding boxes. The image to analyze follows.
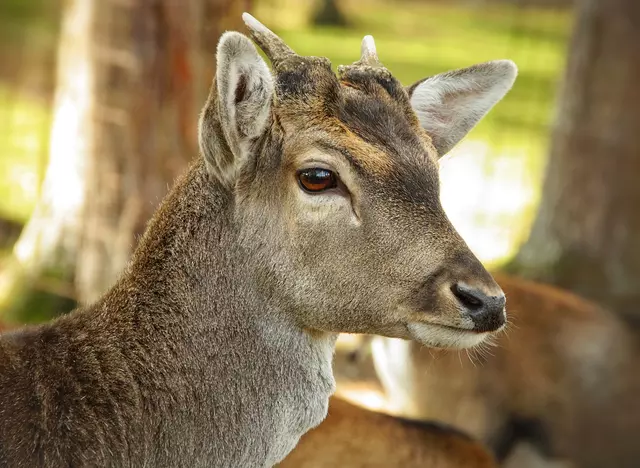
[241,12,296,67]
[359,35,381,67]
[241,12,269,35]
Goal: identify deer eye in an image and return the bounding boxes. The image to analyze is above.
[297,168,338,193]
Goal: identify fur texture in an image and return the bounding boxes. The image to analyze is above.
[407,60,517,156]
[0,15,516,467]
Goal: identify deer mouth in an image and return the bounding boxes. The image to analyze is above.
[404,322,490,349]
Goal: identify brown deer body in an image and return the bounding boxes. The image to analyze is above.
[0,14,517,467]
[278,396,498,468]
[344,274,640,468]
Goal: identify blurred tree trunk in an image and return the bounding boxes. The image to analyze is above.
[5,0,94,318]
[3,0,248,320]
[311,0,348,27]
[76,0,249,303]
[512,0,640,320]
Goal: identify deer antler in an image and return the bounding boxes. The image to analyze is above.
[357,35,381,67]
[242,12,296,67]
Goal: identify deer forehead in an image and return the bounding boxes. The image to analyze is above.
[335,88,438,176]
[266,53,436,178]
[275,87,438,180]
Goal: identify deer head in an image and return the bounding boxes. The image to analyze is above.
[198,14,516,349]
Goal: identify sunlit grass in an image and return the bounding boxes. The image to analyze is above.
[0,85,49,223]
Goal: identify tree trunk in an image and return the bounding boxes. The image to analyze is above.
[512,0,640,320]
[77,0,250,304]
[311,0,348,27]
[2,0,248,320]
[3,0,95,318]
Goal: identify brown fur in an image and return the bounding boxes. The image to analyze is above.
[199,19,512,350]
[336,274,640,468]
[0,16,515,466]
[278,396,498,468]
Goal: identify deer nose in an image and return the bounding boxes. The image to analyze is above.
[451,283,506,332]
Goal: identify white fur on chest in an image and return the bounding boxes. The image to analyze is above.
[260,325,336,466]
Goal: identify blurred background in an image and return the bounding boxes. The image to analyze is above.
[1,0,639,466]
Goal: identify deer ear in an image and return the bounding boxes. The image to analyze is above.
[407,60,517,157]
[199,31,273,187]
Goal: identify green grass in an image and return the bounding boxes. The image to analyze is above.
[0,85,49,223]
[0,0,56,224]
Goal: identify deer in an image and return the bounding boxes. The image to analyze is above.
[0,13,517,467]
[336,274,640,468]
[277,396,499,468]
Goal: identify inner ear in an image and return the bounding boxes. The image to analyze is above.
[235,74,248,105]
[407,60,517,157]
[199,31,274,188]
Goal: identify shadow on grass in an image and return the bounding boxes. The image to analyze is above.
[2,284,76,325]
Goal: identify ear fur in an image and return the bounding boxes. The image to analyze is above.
[198,31,274,187]
[407,60,517,157]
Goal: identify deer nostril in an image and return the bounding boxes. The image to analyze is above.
[450,282,507,332]
[451,283,484,311]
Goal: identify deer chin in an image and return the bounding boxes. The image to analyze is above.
[405,322,489,349]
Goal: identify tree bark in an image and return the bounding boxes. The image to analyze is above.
[512,0,640,320]
[2,0,248,319]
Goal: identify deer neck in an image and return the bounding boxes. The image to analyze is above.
[95,158,336,464]
[119,157,336,345]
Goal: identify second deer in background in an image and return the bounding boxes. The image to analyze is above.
[278,396,498,468]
